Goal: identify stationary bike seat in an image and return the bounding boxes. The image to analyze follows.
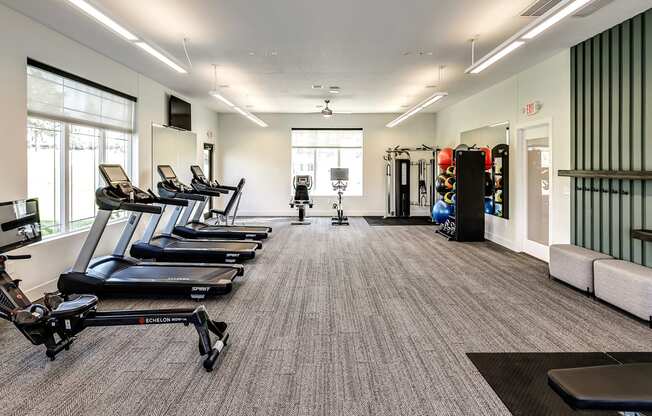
[50,295,98,317]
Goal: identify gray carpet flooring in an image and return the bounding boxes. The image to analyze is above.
[1,217,651,416]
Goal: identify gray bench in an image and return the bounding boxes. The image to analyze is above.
[594,259,652,323]
[549,244,612,294]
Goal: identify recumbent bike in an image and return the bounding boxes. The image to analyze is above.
[0,198,228,372]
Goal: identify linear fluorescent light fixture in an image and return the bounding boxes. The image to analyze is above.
[522,0,594,39]
[466,0,595,74]
[66,0,187,74]
[210,91,267,127]
[209,91,235,107]
[386,92,447,128]
[135,42,187,74]
[467,41,525,74]
[66,0,138,41]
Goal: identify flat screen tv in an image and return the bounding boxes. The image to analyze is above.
[168,95,192,131]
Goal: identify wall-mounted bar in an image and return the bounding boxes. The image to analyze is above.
[559,170,652,180]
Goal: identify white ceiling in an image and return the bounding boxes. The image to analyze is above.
[2,0,650,115]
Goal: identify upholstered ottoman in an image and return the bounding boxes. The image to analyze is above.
[594,260,652,322]
[549,244,612,294]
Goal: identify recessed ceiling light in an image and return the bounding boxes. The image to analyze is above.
[402,51,411,56]
[270,51,278,56]
[426,85,438,89]
[245,105,254,109]
[329,86,340,94]
[401,105,411,108]
[316,105,324,108]
[312,85,323,89]
[218,84,229,88]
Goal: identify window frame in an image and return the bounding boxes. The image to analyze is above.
[290,128,364,197]
[28,116,135,237]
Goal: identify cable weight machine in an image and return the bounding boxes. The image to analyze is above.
[383,145,439,219]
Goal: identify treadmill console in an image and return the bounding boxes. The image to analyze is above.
[157,165,193,193]
[190,165,219,188]
[98,164,152,204]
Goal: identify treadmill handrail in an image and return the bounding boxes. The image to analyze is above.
[121,202,161,214]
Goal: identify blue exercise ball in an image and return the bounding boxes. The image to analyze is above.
[484,197,495,214]
[432,200,454,224]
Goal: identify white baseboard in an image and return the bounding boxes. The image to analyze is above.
[237,210,386,217]
[484,231,519,252]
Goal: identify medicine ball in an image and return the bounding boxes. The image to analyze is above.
[484,197,495,214]
[444,192,456,205]
[432,200,454,224]
[445,166,456,177]
[494,203,503,217]
[495,190,503,203]
[480,146,492,170]
[436,175,448,195]
[445,176,456,190]
[484,172,494,196]
[437,148,454,168]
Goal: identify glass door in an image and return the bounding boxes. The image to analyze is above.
[520,125,551,261]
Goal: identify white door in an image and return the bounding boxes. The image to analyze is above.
[518,123,551,261]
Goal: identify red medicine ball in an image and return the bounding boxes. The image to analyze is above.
[480,147,492,170]
[438,147,454,168]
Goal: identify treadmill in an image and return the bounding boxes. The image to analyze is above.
[129,166,261,264]
[58,164,244,300]
[190,165,273,233]
[169,167,271,241]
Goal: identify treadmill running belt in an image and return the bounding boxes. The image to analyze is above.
[107,265,237,283]
[162,240,256,251]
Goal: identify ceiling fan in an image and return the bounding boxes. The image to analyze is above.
[313,99,351,117]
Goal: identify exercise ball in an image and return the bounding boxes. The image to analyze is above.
[495,203,503,217]
[445,166,456,177]
[444,192,456,205]
[432,200,454,224]
[436,175,448,195]
[484,172,494,196]
[484,197,495,214]
[438,147,454,168]
[480,146,492,170]
[495,190,503,203]
[445,176,456,190]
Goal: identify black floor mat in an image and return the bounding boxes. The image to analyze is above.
[467,352,652,416]
[363,216,435,226]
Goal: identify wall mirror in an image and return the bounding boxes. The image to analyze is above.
[460,122,510,219]
[151,124,198,188]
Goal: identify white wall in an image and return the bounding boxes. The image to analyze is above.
[0,4,219,296]
[217,113,436,216]
[435,50,572,251]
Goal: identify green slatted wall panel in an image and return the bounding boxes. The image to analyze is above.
[570,9,652,266]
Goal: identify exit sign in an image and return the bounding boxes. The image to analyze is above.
[523,101,542,116]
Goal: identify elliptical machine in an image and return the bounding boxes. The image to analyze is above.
[289,175,313,225]
[0,198,229,372]
[330,168,349,226]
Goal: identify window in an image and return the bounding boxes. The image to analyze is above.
[26,61,136,237]
[290,129,363,196]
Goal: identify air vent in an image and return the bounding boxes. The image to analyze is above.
[521,0,562,17]
[521,0,613,18]
[572,0,613,17]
